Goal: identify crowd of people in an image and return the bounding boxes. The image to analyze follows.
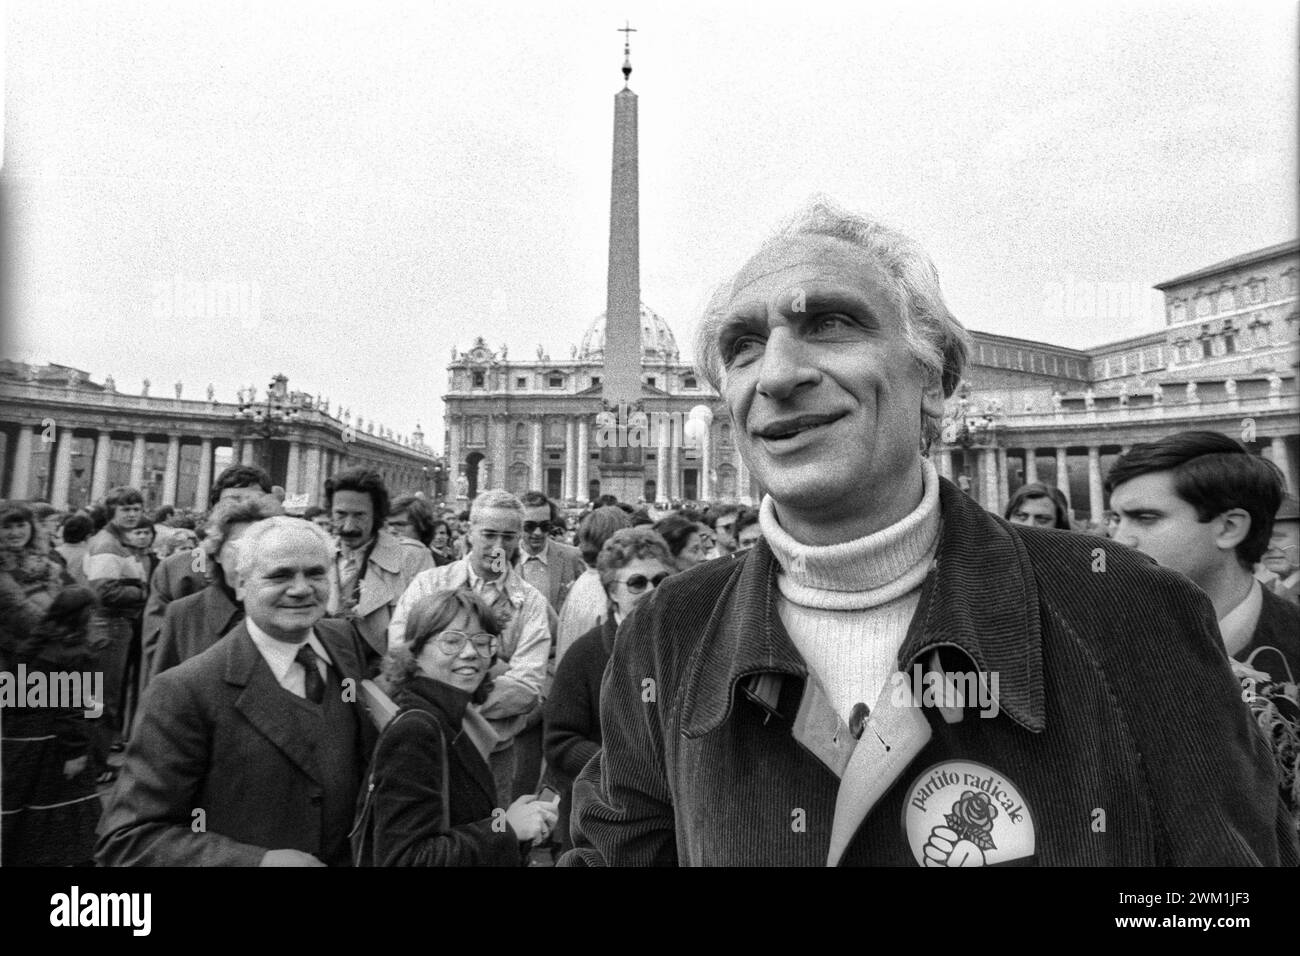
[2,201,1298,867]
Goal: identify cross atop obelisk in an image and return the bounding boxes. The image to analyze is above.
[619,21,636,87]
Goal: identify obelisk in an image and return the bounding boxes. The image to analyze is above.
[597,23,646,502]
[603,23,641,410]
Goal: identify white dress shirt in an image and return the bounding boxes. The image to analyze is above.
[245,618,333,698]
[1218,577,1263,658]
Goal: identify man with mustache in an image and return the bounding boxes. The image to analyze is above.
[561,199,1298,867]
[326,467,434,657]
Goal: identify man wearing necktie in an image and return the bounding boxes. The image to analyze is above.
[326,467,434,656]
[98,516,377,867]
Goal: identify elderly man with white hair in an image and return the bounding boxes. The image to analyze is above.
[98,516,377,867]
[561,199,1298,867]
[389,489,552,804]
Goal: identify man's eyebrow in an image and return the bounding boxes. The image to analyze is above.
[1116,505,1164,516]
[798,290,883,322]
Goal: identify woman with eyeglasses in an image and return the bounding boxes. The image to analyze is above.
[542,528,673,852]
[356,588,557,865]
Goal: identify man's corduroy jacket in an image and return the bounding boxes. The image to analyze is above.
[561,477,1300,867]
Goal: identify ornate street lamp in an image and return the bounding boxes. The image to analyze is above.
[942,386,999,449]
[235,373,304,473]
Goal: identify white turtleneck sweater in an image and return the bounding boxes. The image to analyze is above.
[759,458,942,725]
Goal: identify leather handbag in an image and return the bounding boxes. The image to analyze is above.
[350,707,450,867]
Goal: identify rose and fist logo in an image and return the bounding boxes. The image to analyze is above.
[922,790,998,867]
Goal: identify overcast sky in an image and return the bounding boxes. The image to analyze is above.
[3,0,1296,448]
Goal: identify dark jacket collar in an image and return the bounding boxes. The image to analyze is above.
[203,576,242,626]
[393,673,475,728]
[600,613,618,656]
[679,476,1045,738]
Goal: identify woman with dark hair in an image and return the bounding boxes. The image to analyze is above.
[1003,482,1072,531]
[543,527,673,852]
[428,518,454,566]
[354,588,557,866]
[555,506,631,664]
[56,513,96,586]
[387,495,438,551]
[653,512,708,572]
[0,500,102,865]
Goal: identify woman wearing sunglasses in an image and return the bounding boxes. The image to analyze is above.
[542,528,673,852]
[356,588,557,865]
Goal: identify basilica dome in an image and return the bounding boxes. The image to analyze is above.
[578,303,679,363]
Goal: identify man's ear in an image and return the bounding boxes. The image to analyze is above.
[921,377,946,421]
[1214,508,1252,554]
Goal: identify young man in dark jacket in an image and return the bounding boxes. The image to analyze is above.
[85,486,148,778]
[561,200,1299,867]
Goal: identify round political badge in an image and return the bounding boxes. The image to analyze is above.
[902,760,1035,867]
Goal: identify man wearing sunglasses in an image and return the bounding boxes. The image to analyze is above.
[513,492,586,800]
[389,490,552,804]
[517,492,588,617]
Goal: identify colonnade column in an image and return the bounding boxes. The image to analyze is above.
[7,426,33,499]
[576,418,589,502]
[655,417,668,504]
[701,425,713,502]
[1087,446,1104,521]
[162,435,181,505]
[996,447,1009,511]
[446,417,462,488]
[1272,436,1295,495]
[668,443,678,500]
[285,439,302,495]
[979,447,997,512]
[935,449,953,481]
[51,429,75,508]
[129,435,147,488]
[530,420,544,493]
[304,445,323,505]
[1024,447,1038,485]
[91,431,113,501]
[1055,448,1071,508]
[195,438,213,507]
[735,453,750,504]
[564,420,577,500]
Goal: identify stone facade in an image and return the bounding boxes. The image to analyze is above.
[0,365,439,510]
[444,241,1299,518]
